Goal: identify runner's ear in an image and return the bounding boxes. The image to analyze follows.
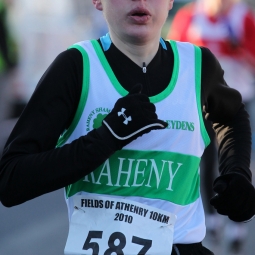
[92,0,103,11]
[169,0,174,11]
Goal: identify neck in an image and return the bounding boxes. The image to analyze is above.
[109,32,160,68]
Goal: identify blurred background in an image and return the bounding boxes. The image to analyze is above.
[0,0,255,254]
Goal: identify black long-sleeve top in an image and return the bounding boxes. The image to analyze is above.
[0,39,252,207]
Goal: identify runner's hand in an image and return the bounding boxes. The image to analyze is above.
[98,84,167,149]
[210,173,255,222]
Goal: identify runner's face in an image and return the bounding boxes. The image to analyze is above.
[93,0,174,43]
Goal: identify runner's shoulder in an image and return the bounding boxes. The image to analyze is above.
[200,46,224,79]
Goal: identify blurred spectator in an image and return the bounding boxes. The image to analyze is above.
[167,0,255,253]
[0,0,19,122]
[168,0,255,116]
[0,0,17,73]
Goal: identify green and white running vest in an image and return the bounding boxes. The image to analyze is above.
[58,36,210,244]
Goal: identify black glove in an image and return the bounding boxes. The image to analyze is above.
[101,84,167,148]
[210,173,255,222]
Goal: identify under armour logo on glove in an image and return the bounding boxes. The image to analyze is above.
[102,84,168,142]
[118,108,132,125]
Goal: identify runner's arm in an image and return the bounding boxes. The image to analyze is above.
[201,47,252,181]
[0,49,118,207]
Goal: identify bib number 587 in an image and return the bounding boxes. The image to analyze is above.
[83,231,152,255]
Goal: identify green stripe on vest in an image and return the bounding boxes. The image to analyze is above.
[66,149,201,205]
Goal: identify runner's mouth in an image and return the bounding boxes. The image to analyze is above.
[132,12,148,16]
[129,8,151,17]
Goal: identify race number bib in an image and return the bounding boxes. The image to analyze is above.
[64,195,176,255]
